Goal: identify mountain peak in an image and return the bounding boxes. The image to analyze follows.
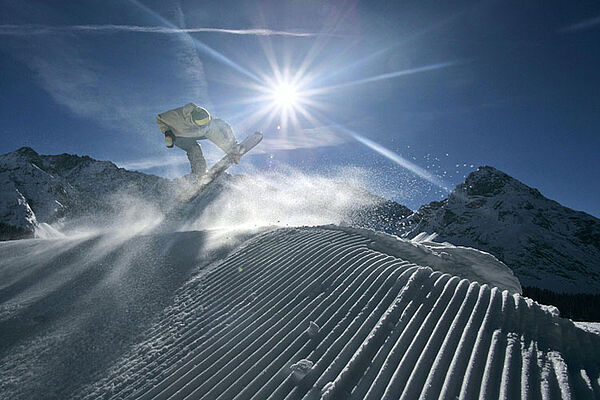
[15,146,39,157]
[455,165,542,198]
[469,165,504,177]
[406,165,600,293]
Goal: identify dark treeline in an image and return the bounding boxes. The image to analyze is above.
[523,286,600,321]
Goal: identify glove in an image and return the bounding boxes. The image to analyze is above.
[164,130,175,148]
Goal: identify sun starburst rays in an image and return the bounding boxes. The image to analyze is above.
[202,29,455,192]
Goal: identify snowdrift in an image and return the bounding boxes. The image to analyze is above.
[1,226,599,399]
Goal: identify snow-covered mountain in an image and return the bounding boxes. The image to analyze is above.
[0,147,409,240]
[402,166,600,293]
[0,147,170,239]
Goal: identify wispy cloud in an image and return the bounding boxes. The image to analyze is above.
[116,154,188,170]
[259,126,349,153]
[124,0,262,83]
[16,39,157,136]
[23,42,114,120]
[559,15,600,33]
[0,1,164,146]
[173,3,212,109]
[0,24,327,37]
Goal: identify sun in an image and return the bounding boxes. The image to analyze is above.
[271,82,299,108]
[246,67,319,130]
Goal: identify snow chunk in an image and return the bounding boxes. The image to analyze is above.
[289,359,314,383]
[412,231,438,242]
[573,322,600,336]
[307,321,320,338]
[321,381,335,399]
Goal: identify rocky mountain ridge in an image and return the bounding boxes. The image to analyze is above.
[402,166,600,293]
[0,147,169,239]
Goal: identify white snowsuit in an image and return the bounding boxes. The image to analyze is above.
[156,103,238,176]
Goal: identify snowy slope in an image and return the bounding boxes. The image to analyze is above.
[0,228,257,399]
[1,226,598,399]
[575,322,600,336]
[402,166,600,293]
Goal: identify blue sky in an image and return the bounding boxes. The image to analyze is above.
[1,0,599,217]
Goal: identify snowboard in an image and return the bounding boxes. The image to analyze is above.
[177,131,263,202]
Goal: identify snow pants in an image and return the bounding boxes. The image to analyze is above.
[174,119,237,176]
[175,137,207,176]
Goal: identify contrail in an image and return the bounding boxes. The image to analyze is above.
[559,15,600,33]
[0,24,325,37]
[124,0,262,83]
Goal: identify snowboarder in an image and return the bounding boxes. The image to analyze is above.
[156,103,242,178]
